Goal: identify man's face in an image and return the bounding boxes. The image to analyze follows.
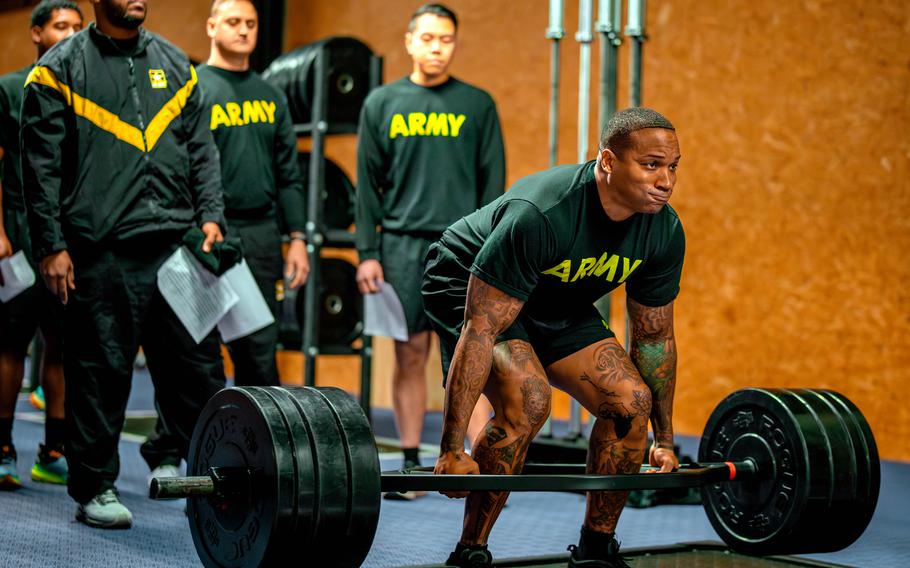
[32,8,83,53]
[604,128,681,215]
[405,14,457,79]
[98,0,148,30]
[208,0,258,56]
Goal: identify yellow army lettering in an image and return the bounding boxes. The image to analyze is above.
[542,252,643,284]
[210,100,278,130]
[388,112,467,138]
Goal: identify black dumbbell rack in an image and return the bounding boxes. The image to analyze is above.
[292,46,383,421]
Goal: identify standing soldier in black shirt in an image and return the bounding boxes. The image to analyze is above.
[0,0,82,492]
[138,0,311,482]
[20,0,226,528]
[200,0,309,383]
[355,3,505,493]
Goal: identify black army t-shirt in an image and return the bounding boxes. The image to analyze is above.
[197,64,304,233]
[439,160,685,339]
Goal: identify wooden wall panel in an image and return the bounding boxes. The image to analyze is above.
[1,0,906,459]
[284,0,910,460]
[643,0,910,461]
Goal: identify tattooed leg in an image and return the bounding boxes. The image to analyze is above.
[460,340,551,545]
[546,338,652,534]
[584,414,649,533]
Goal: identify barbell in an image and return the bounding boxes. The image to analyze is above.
[149,386,879,567]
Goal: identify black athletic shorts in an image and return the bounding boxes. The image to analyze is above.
[421,241,615,384]
[0,207,63,355]
[381,230,441,335]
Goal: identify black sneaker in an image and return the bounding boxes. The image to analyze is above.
[445,544,493,568]
[567,543,631,568]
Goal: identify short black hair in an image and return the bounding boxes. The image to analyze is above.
[408,3,457,32]
[30,0,82,29]
[600,107,675,155]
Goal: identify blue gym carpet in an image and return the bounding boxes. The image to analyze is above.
[1,370,907,567]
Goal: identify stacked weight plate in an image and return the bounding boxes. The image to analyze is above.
[186,387,381,568]
[699,388,879,556]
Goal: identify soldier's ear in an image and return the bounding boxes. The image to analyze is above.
[599,147,617,175]
[30,25,42,47]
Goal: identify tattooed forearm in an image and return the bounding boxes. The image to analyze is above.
[440,275,524,453]
[627,298,677,446]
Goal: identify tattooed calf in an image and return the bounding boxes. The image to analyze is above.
[473,425,526,475]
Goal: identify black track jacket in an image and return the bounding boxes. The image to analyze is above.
[20,24,225,259]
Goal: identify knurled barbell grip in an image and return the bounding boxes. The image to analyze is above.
[150,475,215,499]
[149,466,254,500]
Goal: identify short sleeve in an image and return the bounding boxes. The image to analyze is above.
[625,218,685,307]
[470,200,557,302]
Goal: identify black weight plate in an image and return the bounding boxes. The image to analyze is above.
[308,387,381,566]
[295,257,362,348]
[298,152,356,230]
[256,387,319,555]
[187,388,296,568]
[289,389,350,566]
[813,390,880,547]
[774,389,855,553]
[263,37,373,127]
[279,257,363,351]
[699,388,816,556]
[271,387,380,567]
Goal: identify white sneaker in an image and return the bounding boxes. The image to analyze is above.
[147,463,180,490]
[76,489,133,529]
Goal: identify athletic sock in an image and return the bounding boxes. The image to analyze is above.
[0,417,13,447]
[402,447,420,469]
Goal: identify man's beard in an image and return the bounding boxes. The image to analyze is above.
[104,1,147,29]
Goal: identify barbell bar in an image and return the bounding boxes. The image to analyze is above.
[153,460,756,499]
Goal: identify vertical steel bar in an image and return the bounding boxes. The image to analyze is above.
[358,54,384,422]
[625,0,646,107]
[302,48,329,387]
[596,0,622,132]
[576,0,593,165]
[546,0,565,168]
[540,0,566,437]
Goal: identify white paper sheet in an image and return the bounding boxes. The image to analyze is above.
[0,251,37,303]
[157,247,238,344]
[363,281,409,342]
[217,259,275,343]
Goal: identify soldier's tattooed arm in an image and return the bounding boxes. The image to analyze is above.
[440,275,523,454]
[627,298,677,448]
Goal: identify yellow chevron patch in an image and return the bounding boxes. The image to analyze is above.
[25,65,198,153]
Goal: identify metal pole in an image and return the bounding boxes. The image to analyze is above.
[626,0,646,107]
[303,49,329,387]
[546,0,565,168]
[569,0,595,439]
[358,54,384,423]
[576,0,593,164]
[539,0,566,438]
[593,1,622,336]
[596,0,623,131]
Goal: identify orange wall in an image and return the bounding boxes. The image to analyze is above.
[2,1,907,460]
[285,0,910,461]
